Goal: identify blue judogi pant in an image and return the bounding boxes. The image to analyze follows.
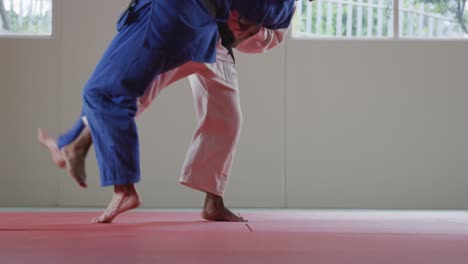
[61,1,187,186]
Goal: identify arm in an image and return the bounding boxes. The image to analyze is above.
[234,26,289,54]
[227,8,294,54]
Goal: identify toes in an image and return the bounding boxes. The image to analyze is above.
[236,214,247,222]
[80,173,87,188]
[78,175,88,188]
[79,175,87,188]
[92,216,109,224]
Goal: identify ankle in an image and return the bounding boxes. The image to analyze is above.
[114,184,127,194]
[66,140,90,154]
[204,192,224,209]
[114,184,137,195]
[66,128,92,153]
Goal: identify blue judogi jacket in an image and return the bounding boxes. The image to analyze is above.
[230,0,296,30]
[120,0,294,63]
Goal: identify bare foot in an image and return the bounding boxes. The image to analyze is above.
[37,128,66,168]
[202,193,247,222]
[60,126,92,188]
[92,184,141,224]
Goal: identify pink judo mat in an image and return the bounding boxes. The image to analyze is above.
[1,210,467,264]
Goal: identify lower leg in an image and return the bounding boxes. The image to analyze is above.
[202,192,246,222]
[60,125,93,188]
[92,183,141,224]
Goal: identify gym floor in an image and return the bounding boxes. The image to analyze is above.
[1,209,467,264]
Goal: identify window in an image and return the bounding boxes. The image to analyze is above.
[293,0,468,39]
[0,0,52,36]
[400,0,467,38]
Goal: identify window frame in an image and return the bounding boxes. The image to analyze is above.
[0,0,55,39]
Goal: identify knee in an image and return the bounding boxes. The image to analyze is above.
[81,85,109,117]
[201,109,241,139]
[82,85,98,108]
[222,106,243,138]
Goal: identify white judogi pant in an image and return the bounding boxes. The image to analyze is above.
[134,45,240,197]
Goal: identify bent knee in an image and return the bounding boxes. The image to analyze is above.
[210,111,242,137]
[82,87,104,108]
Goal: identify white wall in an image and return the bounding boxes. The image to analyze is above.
[0,12,62,206]
[285,39,468,209]
[0,0,467,209]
